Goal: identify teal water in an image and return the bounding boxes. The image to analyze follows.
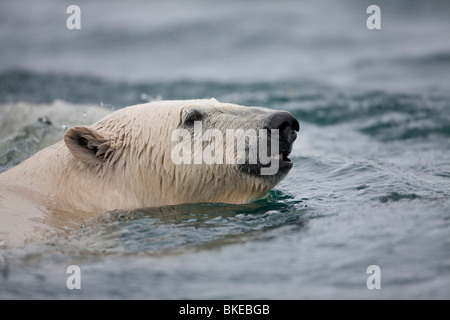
[1,0,450,299]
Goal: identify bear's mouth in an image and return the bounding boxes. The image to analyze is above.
[280,150,291,163]
[237,148,293,180]
[269,150,292,168]
[274,149,294,170]
[236,110,299,182]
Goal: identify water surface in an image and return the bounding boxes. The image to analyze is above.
[0,0,449,299]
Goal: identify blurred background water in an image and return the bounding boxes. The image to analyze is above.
[0,0,450,299]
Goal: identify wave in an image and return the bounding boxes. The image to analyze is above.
[377,192,421,203]
[0,100,112,172]
[1,70,450,147]
[290,91,450,141]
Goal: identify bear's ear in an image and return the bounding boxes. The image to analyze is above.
[64,126,113,167]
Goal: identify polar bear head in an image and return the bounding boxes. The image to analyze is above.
[64,99,299,208]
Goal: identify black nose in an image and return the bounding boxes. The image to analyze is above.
[267,111,300,144]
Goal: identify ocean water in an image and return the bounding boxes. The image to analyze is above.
[1,0,450,299]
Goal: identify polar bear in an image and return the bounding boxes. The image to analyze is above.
[0,99,299,245]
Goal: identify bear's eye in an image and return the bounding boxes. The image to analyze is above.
[185,111,203,126]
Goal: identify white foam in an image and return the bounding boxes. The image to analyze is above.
[0,100,113,141]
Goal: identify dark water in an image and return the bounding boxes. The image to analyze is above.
[1,0,450,299]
